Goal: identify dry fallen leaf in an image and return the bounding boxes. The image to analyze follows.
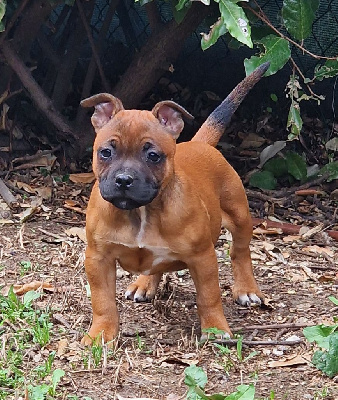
[283,235,301,243]
[1,281,54,296]
[302,245,334,258]
[16,181,36,194]
[268,353,310,368]
[57,338,68,356]
[69,172,95,184]
[65,227,87,242]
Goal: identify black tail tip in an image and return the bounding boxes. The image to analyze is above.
[255,61,271,76]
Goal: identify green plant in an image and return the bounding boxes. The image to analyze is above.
[31,314,52,347]
[0,288,57,398]
[182,0,337,139]
[33,352,56,379]
[184,364,257,400]
[28,368,65,400]
[19,260,32,276]
[303,296,338,378]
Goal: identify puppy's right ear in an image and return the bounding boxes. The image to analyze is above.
[81,93,124,130]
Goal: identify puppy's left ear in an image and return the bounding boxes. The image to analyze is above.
[152,101,194,139]
[81,93,124,131]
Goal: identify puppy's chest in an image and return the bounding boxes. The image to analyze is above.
[109,207,179,273]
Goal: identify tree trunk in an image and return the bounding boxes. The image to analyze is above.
[51,0,95,111]
[0,40,77,142]
[113,3,210,109]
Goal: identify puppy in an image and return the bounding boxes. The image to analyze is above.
[81,62,269,344]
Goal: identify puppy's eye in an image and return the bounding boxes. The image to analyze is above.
[147,151,161,163]
[100,148,112,159]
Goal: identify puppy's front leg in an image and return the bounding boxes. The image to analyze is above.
[82,247,119,345]
[188,248,231,338]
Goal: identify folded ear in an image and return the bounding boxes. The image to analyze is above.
[152,101,194,139]
[81,93,124,131]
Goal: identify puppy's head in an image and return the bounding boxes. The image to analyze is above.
[81,94,193,210]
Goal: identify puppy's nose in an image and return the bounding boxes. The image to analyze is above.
[115,173,134,189]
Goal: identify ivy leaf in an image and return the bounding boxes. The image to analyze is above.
[201,18,228,50]
[244,35,290,77]
[317,161,338,182]
[313,59,338,81]
[249,171,277,190]
[264,157,288,178]
[285,151,307,181]
[312,333,338,378]
[218,0,253,48]
[282,0,319,40]
[287,103,303,139]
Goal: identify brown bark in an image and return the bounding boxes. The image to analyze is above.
[113,3,210,109]
[0,40,77,142]
[51,1,95,111]
[0,0,54,94]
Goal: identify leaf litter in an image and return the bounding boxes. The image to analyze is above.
[0,169,337,400]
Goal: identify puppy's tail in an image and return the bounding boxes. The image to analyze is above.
[191,62,270,147]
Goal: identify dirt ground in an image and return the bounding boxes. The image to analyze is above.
[0,176,337,400]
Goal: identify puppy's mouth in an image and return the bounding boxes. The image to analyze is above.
[110,197,145,210]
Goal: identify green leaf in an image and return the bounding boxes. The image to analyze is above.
[23,290,40,307]
[264,157,288,178]
[172,0,190,23]
[175,0,191,11]
[270,93,278,102]
[185,365,208,389]
[236,336,243,361]
[244,35,291,77]
[201,18,228,51]
[303,325,338,350]
[287,104,303,139]
[218,0,252,48]
[314,59,338,81]
[329,296,338,306]
[224,384,255,400]
[317,161,338,182]
[249,171,277,190]
[0,0,6,20]
[28,384,49,400]
[285,152,307,181]
[312,333,338,378]
[51,368,65,395]
[282,0,319,40]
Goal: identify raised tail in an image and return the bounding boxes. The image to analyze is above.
[191,62,270,147]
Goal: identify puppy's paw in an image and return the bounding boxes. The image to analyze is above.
[125,284,155,302]
[235,292,263,307]
[125,274,161,302]
[200,329,231,344]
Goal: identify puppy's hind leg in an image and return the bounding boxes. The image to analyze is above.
[220,182,264,306]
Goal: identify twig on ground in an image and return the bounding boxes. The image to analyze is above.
[213,339,303,346]
[12,146,62,165]
[233,322,312,332]
[0,178,19,208]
